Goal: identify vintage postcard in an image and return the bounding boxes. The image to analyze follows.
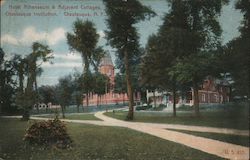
[0,0,249,159]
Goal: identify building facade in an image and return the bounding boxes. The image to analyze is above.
[83,53,140,106]
[146,76,231,108]
[192,76,231,104]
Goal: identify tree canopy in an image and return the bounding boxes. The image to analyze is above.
[104,0,155,120]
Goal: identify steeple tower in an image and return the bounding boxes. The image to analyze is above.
[99,52,115,90]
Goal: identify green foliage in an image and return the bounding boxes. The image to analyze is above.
[136,105,152,111]
[66,19,104,108]
[67,19,99,58]
[104,0,155,120]
[219,0,249,98]
[177,105,194,111]
[66,19,99,74]
[0,48,20,114]
[150,104,167,111]
[92,72,109,95]
[114,73,127,94]
[38,85,57,105]
[13,42,53,119]
[24,118,72,149]
[142,0,227,117]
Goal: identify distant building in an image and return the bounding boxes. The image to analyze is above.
[190,76,231,105]
[83,53,140,106]
[146,76,231,108]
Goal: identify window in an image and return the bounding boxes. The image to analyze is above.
[214,94,219,103]
[202,94,206,102]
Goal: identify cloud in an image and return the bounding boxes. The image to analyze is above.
[1,34,19,45]
[42,62,82,68]
[54,53,82,61]
[47,28,66,45]
[98,30,105,39]
[1,26,66,46]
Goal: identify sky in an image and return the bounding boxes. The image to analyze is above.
[0,0,243,86]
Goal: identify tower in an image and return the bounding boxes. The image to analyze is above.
[99,53,115,91]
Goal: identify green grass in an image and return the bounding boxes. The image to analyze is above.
[0,118,223,160]
[104,109,249,130]
[34,113,101,121]
[168,129,249,147]
[65,114,101,120]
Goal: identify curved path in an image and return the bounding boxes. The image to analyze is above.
[2,113,249,160]
[94,112,249,160]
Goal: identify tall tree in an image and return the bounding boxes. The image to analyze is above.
[103,0,155,120]
[168,0,227,116]
[11,55,27,93]
[19,42,52,120]
[141,0,192,116]
[0,48,16,114]
[66,19,100,107]
[221,0,249,98]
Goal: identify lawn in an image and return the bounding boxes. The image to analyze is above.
[33,113,101,121]
[0,118,223,160]
[167,129,249,147]
[104,108,249,130]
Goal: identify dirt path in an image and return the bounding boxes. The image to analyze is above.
[94,112,249,160]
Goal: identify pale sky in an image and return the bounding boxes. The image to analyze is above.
[0,0,243,86]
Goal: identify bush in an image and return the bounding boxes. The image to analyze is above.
[177,104,194,111]
[23,118,72,149]
[136,105,152,111]
[151,104,167,111]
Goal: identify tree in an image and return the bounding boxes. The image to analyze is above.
[17,42,52,120]
[103,0,155,120]
[92,72,110,106]
[0,49,18,114]
[72,71,83,112]
[11,55,27,93]
[57,75,74,118]
[141,0,193,116]
[114,73,127,104]
[66,19,100,107]
[168,0,227,116]
[38,85,57,112]
[220,0,249,98]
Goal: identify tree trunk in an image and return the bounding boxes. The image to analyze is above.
[97,95,99,106]
[22,110,30,121]
[82,104,85,112]
[173,85,177,117]
[124,50,134,120]
[123,93,125,105]
[193,80,200,117]
[77,104,79,113]
[18,72,24,93]
[153,90,156,108]
[86,92,89,107]
[61,105,65,118]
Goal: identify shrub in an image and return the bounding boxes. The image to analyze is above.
[136,105,152,111]
[23,118,72,149]
[177,104,194,111]
[151,104,166,111]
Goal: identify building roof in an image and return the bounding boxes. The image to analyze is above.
[100,52,114,66]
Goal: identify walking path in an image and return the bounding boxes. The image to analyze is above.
[2,113,249,160]
[94,112,249,160]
